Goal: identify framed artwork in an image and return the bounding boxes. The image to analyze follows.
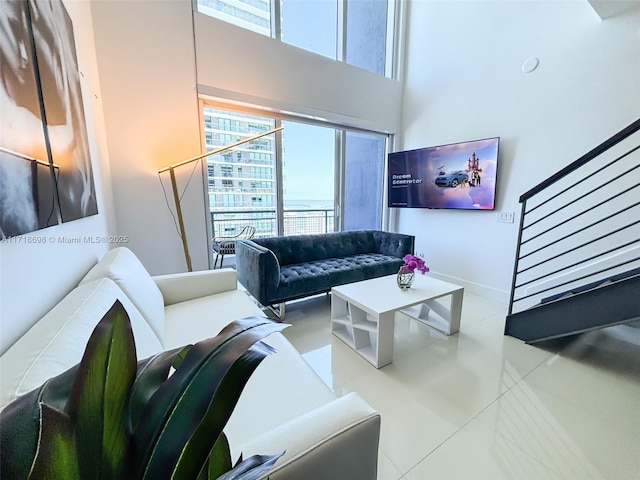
[0,0,98,238]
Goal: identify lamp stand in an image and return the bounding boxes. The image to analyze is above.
[159,126,283,272]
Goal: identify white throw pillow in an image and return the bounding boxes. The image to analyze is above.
[80,247,165,342]
[0,278,163,410]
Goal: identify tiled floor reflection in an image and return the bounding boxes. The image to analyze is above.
[280,292,640,480]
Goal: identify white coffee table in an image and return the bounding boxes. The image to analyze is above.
[331,274,464,368]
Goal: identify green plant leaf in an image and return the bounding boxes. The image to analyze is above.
[129,347,189,431]
[0,363,79,479]
[67,300,137,479]
[1,388,44,479]
[215,453,284,480]
[202,433,232,479]
[172,345,193,368]
[171,341,276,479]
[28,404,80,480]
[132,317,287,480]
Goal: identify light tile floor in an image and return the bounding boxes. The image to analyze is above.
[277,292,640,480]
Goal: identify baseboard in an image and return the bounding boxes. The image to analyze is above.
[428,272,509,304]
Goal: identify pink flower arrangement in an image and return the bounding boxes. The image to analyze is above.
[400,254,429,274]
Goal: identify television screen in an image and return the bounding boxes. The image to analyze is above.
[388,137,499,210]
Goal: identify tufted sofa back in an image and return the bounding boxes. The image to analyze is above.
[253,230,380,266]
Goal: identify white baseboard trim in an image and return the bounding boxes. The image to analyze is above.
[428,272,510,304]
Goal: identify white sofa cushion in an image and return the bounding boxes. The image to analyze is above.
[0,278,163,410]
[162,292,337,449]
[163,289,265,350]
[80,247,165,342]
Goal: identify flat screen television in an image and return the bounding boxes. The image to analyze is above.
[388,137,499,210]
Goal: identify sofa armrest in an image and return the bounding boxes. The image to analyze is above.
[235,393,380,480]
[373,230,415,258]
[235,240,281,306]
[152,269,238,306]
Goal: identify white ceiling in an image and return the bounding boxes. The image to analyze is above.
[587,0,640,19]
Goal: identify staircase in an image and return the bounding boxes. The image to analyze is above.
[505,119,640,343]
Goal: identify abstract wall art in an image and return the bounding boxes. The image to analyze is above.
[0,0,98,238]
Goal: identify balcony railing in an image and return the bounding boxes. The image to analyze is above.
[210,208,335,239]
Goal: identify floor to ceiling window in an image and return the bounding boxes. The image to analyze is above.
[281,121,336,235]
[343,131,385,230]
[195,0,396,77]
[202,105,387,240]
[280,0,337,59]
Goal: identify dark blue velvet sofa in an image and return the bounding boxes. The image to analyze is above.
[235,230,415,317]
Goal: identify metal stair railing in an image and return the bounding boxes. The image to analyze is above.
[508,119,640,316]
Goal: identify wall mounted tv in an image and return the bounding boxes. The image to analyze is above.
[388,137,499,210]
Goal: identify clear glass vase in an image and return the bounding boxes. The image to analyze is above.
[397,269,415,290]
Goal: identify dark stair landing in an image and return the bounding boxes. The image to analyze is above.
[505,269,640,344]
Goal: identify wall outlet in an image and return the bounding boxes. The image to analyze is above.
[497,211,515,223]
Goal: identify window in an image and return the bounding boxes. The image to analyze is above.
[197,0,270,35]
[196,0,396,77]
[343,131,385,230]
[203,105,387,241]
[280,0,337,60]
[346,0,388,76]
[222,194,234,207]
[248,122,269,133]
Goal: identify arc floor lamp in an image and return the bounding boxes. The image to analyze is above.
[158,126,283,272]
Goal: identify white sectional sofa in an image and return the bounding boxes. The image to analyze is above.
[0,247,380,479]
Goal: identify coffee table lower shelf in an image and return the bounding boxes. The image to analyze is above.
[331,275,464,368]
[331,318,379,367]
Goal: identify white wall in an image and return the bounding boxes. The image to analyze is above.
[0,0,116,354]
[194,12,403,133]
[397,0,640,302]
[91,1,404,276]
[91,0,206,276]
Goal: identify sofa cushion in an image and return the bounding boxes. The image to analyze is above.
[0,278,163,410]
[163,289,265,350]
[273,253,403,303]
[162,290,337,446]
[80,247,165,341]
[254,231,375,266]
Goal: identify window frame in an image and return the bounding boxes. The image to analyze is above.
[199,99,392,265]
[195,0,400,79]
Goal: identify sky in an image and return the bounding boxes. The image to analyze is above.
[281,121,335,203]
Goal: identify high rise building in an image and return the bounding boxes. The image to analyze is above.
[196,0,271,36]
[204,108,277,237]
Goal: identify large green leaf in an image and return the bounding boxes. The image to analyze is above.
[200,433,232,480]
[0,364,79,479]
[1,388,44,479]
[129,346,191,431]
[28,404,80,480]
[66,300,137,479]
[170,341,277,479]
[132,317,287,480]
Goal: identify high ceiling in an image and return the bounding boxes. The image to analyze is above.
[587,0,640,19]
